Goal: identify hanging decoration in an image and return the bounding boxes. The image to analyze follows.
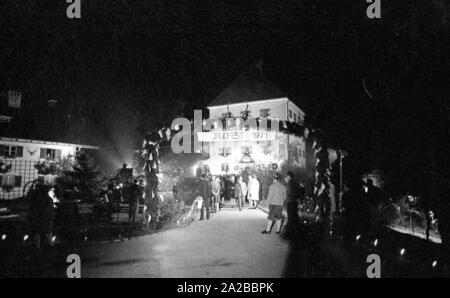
[141,126,172,227]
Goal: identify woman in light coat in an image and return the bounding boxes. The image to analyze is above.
[247,174,260,208]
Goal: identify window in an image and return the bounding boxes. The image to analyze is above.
[40,148,62,160]
[288,109,293,118]
[219,147,231,157]
[221,163,229,172]
[241,146,252,154]
[259,109,270,118]
[0,145,23,158]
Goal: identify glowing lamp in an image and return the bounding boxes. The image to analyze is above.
[52,236,57,243]
[400,248,406,256]
[356,235,361,241]
[23,235,29,241]
[1,234,6,241]
[373,239,378,247]
[432,260,438,268]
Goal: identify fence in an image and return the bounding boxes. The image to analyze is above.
[0,158,40,200]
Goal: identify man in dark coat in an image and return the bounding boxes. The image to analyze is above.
[284,171,303,233]
[127,179,141,223]
[29,184,56,249]
[199,174,212,220]
[226,175,236,208]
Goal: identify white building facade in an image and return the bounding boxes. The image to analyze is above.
[0,137,98,200]
[201,68,307,175]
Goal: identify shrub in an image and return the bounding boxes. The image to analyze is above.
[158,198,178,225]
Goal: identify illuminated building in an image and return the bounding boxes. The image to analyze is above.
[201,68,307,175]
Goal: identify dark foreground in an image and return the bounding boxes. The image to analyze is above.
[1,207,449,278]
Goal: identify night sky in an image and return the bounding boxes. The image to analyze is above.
[1,1,449,189]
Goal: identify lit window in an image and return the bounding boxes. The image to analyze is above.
[219,147,231,157]
[0,145,23,158]
[259,109,270,118]
[40,148,62,160]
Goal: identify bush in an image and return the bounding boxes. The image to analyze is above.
[158,199,178,225]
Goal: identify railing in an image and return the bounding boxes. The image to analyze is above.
[0,158,40,200]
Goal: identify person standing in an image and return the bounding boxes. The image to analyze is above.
[199,174,212,220]
[247,174,260,209]
[262,173,287,234]
[127,179,140,223]
[235,176,247,211]
[219,176,226,206]
[211,176,221,212]
[284,171,301,233]
[29,184,57,249]
[227,175,236,208]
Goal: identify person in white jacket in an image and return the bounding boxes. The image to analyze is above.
[247,174,260,209]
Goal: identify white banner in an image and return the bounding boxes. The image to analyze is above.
[198,131,276,142]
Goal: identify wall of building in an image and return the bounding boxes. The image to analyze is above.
[0,138,97,200]
[0,139,79,162]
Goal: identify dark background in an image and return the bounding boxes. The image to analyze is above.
[0,0,449,198]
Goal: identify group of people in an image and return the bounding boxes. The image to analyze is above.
[192,170,306,236]
[194,173,261,220]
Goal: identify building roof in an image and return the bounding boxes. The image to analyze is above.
[208,68,286,108]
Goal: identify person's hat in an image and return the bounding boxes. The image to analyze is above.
[286,171,294,178]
